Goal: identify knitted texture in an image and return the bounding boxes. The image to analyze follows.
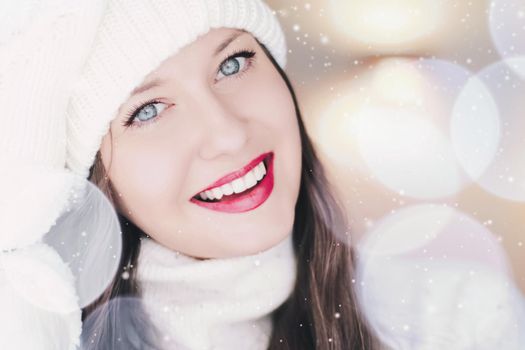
[0,2,106,349]
[0,0,105,168]
[0,0,106,248]
[136,234,297,350]
[66,0,287,178]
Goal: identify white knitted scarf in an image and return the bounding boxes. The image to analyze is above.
[136,234,297,350]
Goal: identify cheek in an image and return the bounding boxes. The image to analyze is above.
[256,71,301,146]
[246,70,302,201]
[253,67,296,131]
[109,136,186,204]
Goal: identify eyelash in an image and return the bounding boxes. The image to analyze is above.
[122,49,257,129]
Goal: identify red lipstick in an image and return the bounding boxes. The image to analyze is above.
[196,152,271,193]
[190,152,274,213]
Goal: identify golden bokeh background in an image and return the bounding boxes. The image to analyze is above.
[267,0,525,292]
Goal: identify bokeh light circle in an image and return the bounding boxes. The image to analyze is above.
[452,57,525,202]
[81,296,161,350]
[315,84,371,173]
[489,0,525,64]
[43,177,122,308]
[354,204,524,349]
[353,58,485,199]
[328,0,444,46]
[357,204,510,270]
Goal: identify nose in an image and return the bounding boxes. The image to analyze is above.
[196,90,249,160]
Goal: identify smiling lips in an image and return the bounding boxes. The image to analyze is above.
[190,152,274,213]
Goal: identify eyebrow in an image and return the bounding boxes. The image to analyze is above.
[130,79,164,97]
[130,30,246,97]
[214,30,246,56]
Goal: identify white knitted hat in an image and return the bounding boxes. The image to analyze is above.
[67,0,288,178]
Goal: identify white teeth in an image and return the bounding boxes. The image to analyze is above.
[212,187,224,200]
[253,163,263,181]
[231,177,246,194]
[244,170,257,189]
[197,160,268,201]
[220,183,234,195]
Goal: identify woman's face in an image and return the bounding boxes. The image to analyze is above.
[99,28,302,259]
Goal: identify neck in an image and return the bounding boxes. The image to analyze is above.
[136,234,297,350]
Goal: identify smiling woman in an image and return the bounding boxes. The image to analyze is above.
[92,28,301,259]
[41,0,381,349]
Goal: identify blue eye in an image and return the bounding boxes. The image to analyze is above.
[123,101,167,128]
[216,50,256,81]
[135,103,166,122]
[218,57,245,77]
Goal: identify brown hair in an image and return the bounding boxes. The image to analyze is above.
[81,41,382,349]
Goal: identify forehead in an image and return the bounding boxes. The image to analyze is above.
[135,28,254,86]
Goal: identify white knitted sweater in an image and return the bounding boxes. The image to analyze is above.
[136,234,297,350]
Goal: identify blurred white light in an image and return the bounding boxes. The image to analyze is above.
[43,179,122,308]
[81,296,160,349]
[355,59,483,199]
[328,0,444,46]
[357,105,463,199]
[315,85,370,173]
[489,0,525,65]
[450,75,500,182]
[452,57,525,202]
[371,60,427,104]
[357,204,510,270]
[355,204,524,349]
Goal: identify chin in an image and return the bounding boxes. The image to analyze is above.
[235,231,292,257]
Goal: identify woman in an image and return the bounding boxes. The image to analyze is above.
[3,1,523,349]
[66,0,381,349]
